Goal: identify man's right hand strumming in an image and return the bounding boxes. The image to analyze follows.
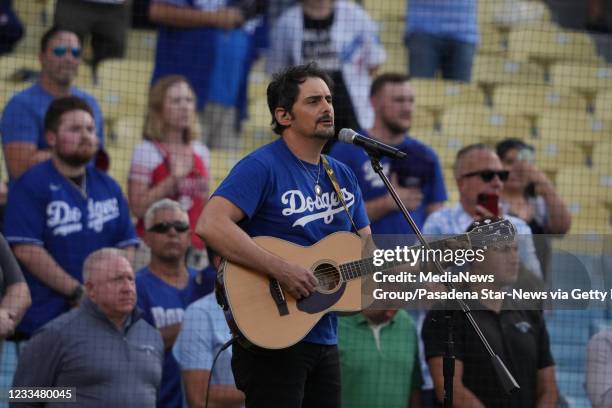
[271,261,319,300]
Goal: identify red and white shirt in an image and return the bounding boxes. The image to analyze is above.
[129,140,210,249]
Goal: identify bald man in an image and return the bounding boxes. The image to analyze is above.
[12,249,163,408]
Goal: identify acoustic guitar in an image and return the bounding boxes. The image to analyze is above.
[222,219,515,349]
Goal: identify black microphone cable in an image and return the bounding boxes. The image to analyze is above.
[204,337,236,408]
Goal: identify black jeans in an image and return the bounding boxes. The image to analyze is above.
[232,341,341,408]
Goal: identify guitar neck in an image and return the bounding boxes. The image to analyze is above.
[339,235,465,282]
[339,218,515,281]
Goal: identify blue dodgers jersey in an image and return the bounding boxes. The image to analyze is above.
[213,138,370,345]
[329,135,447,235]
[4,160,138,335]
[136,267,204,408]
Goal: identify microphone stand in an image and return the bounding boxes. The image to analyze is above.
[365,148,519,408]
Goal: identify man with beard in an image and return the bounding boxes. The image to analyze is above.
[0,26,104,181]
[136,199,209,408]
[3,96,138,339]
[12,248,164,407]
[330,73,446,234]
[197,63,371,408]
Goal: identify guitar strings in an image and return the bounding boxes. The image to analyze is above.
[286,227,509,283]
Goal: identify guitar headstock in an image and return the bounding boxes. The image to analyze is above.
[467,218,516,248]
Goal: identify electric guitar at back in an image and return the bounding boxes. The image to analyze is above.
[221,219,515,349]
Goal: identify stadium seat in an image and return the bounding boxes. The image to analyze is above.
[111,115,145,147]
[508,27,600,65]
[556,166,606,206]
[125,30,157,61]
[409,110,437,134]
[363,0,404,22]
[479,0,551,28]
[538,111,612,146]
[379,20,404,46]
[0,55,39,81]
[478,25,506,56]
[96,59,153,86]
[80,83,149,126]
[594,89,612,122]
[472,55,546,94]
[106,143,135,194]
[492,85,587,117]
[550,63,612,95]
[592,142,612,173]
[555,166,612,236]
[595,169,612,209]
[440,105,531,141]
[530,138,587,173]
[411,79,486,116]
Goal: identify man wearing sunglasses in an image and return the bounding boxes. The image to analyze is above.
[423,143,542,278]
[0,26,104,182]
[136,199,209,408]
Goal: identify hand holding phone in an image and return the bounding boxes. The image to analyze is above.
[477,193,500,217]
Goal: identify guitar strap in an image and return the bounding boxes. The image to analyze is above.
[321,155,359,235]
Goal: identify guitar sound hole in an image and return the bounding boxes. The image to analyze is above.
[314,263,340,292]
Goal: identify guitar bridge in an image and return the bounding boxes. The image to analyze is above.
[269,279,289,316]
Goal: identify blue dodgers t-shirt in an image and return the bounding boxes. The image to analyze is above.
[0,83,105,151]
[214,138,370,345]
[136,267,204,408]
[3,160,138,335]
[329,134,447,235]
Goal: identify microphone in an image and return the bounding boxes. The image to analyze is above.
[338,128,406,159]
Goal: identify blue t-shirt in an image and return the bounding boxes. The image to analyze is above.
[172,293,236,385]
[213,138,370,344]
[0,83,105,152]
[3,160,138,335]
[196,264,217,299]
[136,266,205,408]
[405,0,479,44]
[329,135,447,236]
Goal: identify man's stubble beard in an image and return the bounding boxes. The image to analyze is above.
[57,148,96,167]
[382,115,410,136]
[313,126,335,140]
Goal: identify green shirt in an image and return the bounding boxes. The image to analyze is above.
[338,310,423,408]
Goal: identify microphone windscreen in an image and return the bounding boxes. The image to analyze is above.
[338,128,355,143]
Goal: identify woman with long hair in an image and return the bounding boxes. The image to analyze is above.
[128,75,210,267]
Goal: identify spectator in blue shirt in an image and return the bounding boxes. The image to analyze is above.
[173,250,244,408]
[0,26,104,181]
[3,96,138,339]
[136,198,209,408]
[329,73,447,237]
[404,0,478,81]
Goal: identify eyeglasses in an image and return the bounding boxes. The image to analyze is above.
[148,221,190,234]
[461,170,509,182]
[52,45,81,58]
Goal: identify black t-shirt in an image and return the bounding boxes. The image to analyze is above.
[302,12,338,71]
[422,300,555,407]
[302,12,360,136]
